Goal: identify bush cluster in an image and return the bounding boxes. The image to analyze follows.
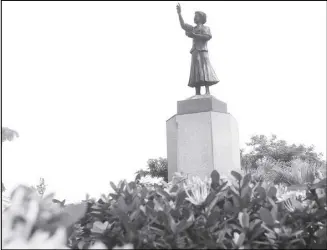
[69,170,326,249]
[2,170,326,249]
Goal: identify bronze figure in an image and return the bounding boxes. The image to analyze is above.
[177,3,219,95]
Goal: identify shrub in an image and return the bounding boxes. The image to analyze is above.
[69,170,327,249]
[3,171,326,249]
[1,186,106,249]
[251,158,326,187]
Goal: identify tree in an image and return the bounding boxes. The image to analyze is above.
[241,134,325,171]
[135,157,168,182]
[2,127,19,142]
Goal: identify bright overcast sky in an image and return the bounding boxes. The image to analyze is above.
[2,1,326,202]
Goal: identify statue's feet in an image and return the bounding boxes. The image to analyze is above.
[195,86,200,95]
[205,86,210,95]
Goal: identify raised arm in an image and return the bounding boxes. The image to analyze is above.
[176,3,193,32]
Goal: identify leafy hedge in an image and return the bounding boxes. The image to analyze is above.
[2,170,326,249]
[69,171,327,249]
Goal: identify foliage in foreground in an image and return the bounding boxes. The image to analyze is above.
[3,170,326,249]
[2,127,19,194]
[69,171,326,249]
[1,186,114,249]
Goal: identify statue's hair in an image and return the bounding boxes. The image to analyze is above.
[195,11,207,24]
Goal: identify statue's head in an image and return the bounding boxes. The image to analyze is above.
[194,11,207,24]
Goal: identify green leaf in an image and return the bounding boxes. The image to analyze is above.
[255,186,266,200]
[78,240,85,249]
[259,207,275,226]
[250,224,265,241]
[223,200,233,211]
[217,229,226,244]
[59,203,87,227]
[204,191,216,206]
[176,191,187,208]
[129,181,136,190]
[231,171,242,182]
[176,218,193,233]
[241,173,252,189]
[140,186,148,199]
[132,196,141,210]
[267,187,277,198]
[267,197,278,221]
[207,211,220,227]
[157,210,169,227]
[315,228,326,238]
[291,230,304,237]
[110,181,118,193]
[170,185,178,193]
[240,192,252,209]
[216,181,228,193]
[249,219,262,231]
[238,211,249,229]
[207,192,225,215]
[119,181,126,193]
[311,178,327,189]
[117,210,131,233]
[236,232,246,247]
[117,196,128,212]
[241,185,251,198]
[232,195,241,209]
[168,214,177,233]
[157,188,171,201]
[211,170,220,185]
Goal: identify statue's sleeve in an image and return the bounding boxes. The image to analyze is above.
[184,23,193,32]
[202,26,212,37]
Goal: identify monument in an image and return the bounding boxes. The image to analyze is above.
[166,4,241,181]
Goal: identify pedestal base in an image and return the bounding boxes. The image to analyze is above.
[166,96,241,181]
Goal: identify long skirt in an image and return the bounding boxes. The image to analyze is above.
[188,50,219,88]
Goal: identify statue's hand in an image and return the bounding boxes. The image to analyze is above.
[176,3,181,14]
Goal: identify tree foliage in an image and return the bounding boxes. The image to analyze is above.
[2,127,19,142]
[241,134,325,171]
[135,158,168,182]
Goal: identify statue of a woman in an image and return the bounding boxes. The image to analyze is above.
[177,3,219,95]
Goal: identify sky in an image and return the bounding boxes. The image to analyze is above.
[2,1,326,202]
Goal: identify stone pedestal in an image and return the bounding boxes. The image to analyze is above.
[166,95,241,181]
